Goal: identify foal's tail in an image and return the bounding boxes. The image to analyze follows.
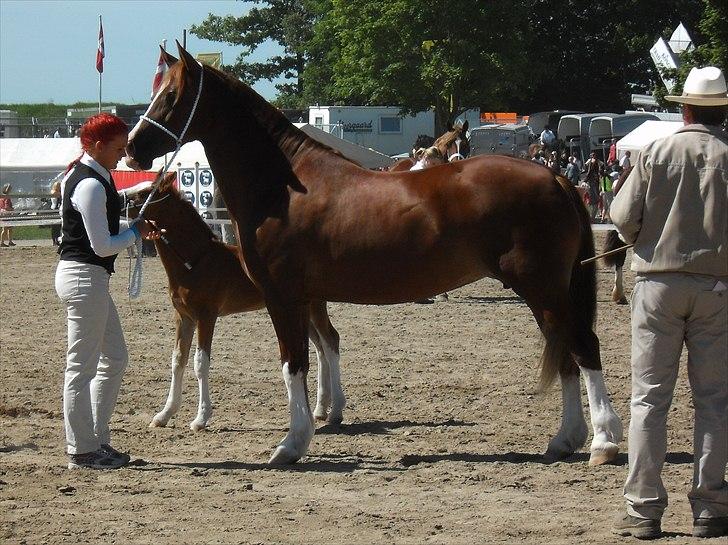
[602,229,628,268]
[539,176,597,390]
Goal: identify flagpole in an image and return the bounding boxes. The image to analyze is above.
[97,15,103,113]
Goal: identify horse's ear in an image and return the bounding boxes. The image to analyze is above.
[461,120,469,133]
[176,41,201,75]
[161,171,177,192]
[446,120,454,131]
[161,47,178,67]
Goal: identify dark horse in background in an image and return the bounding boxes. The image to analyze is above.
[126,44,622,466]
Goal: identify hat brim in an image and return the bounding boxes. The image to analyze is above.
[665,95,728,106]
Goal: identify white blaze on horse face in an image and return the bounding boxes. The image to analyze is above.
[128,80,171,142]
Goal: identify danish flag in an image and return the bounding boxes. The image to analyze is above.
[151,48,167,99]
[96,19,105,74]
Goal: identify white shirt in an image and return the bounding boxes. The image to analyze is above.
[60,153,137,257]
[619,155,631,170]
[540,129,556,144]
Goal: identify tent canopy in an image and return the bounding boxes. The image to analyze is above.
[0,137,83,170]
[615,120,683,160]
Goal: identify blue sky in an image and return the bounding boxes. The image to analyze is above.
[0,0,282,105]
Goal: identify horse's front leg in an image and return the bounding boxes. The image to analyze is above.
[309,301,345,424]
[267,302,315,465]
[190,314,217,431]
[150,312,195,428]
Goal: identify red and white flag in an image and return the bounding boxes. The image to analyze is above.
[151,47,167,99]
[96,18,105,74]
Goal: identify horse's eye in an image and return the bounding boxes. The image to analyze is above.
[164,90,176,106]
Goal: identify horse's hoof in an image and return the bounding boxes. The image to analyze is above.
[616,297,628,305]
[149,417,167,428]
[327,414,343,426]
[189,420,207,432]
[543,447,573,463]
[589,444,619,466]
[268,445,301,465]
[313,408,328,421]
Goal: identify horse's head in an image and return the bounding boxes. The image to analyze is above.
[126,43,208,171]
[434,120,470,162]
[120,171,178,224]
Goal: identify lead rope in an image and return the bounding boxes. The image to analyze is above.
[126,62,204,299]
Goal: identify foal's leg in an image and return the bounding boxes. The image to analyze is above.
[190,315,216,431]
[309,301,345,424]
[150,312,195,427]
[267,303,315,465]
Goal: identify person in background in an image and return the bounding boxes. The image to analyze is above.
[619,150,632,172]
[56,113,161,470]
[583,152,602,220]
[611,66,728,540]
[50,180,62,246]
[0,183,16,247]
[540,124,556,151]
[565,156,581,186]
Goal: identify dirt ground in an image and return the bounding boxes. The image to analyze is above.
[0,233,706,544]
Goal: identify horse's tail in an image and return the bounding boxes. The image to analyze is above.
[539,175,597,391]
[602,229,627,268]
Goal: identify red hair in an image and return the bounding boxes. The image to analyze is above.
[65,113,129,173]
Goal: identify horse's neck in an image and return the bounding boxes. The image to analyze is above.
[154,202,214,271]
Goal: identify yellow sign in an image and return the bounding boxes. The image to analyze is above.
[195,52,222,69]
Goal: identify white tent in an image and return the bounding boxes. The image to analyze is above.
[615,120,683,161]
[0,137,83,193]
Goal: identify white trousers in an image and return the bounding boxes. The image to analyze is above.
[624,273,728,520]
[55,261,128,455]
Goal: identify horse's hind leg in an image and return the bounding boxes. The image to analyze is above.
[530,305,590,462]
[190,314,217,431]
[612,266,627,304]
[570,326,623,465]
[150,311,195,428]
[309,301,345,424]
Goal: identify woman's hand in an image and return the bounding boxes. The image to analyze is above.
[137,219,164,240]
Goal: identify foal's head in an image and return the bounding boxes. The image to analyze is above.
[433,120,470,162]
[121,171,187,227]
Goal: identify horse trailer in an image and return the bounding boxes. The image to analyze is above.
[469,123,531,158]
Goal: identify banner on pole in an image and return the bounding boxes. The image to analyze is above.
[96,18,105,74]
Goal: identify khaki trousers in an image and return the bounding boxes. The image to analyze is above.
[624,273,728,520]
[55,261,129,455]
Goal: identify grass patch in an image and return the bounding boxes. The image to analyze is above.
[4,225,53,240]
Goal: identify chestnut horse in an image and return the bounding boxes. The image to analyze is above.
[121,172,346,430]
[126,44,622,465]
[389,122,470,172]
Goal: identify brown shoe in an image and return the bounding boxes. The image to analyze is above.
[693,517,728,538]
[612,513,661,539]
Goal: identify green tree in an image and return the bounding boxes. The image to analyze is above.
[190,0,322,106]
[307,0,533,134]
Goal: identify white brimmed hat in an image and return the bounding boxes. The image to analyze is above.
[665,66,728,106]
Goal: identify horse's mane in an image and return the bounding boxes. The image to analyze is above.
[203,64,362,168]
[161,183,215,237]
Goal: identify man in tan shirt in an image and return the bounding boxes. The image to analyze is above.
[610,66,728,540]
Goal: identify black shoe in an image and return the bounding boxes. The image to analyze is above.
[415,298,434,304]
[100,443,131,465]
[68,449,127,469]
[693,517,728,538]
[612,514,661,539]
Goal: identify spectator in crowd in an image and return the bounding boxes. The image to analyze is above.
[619,150,632,172]
[547,151,561,174]
[565,156,581,186]
[0,183,16,247]
[50,180,62,246]
[540,124,556,150]
[599,167,615,223]
[56,113,161,470]
[583,152,602,220]
[607,139,617,167]
[611,66,728,540]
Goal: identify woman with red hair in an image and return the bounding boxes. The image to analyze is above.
[56,113,160,470]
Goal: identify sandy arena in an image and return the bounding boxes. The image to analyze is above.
[1,233,704,544]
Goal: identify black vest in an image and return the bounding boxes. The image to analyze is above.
[59,162,121,274]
